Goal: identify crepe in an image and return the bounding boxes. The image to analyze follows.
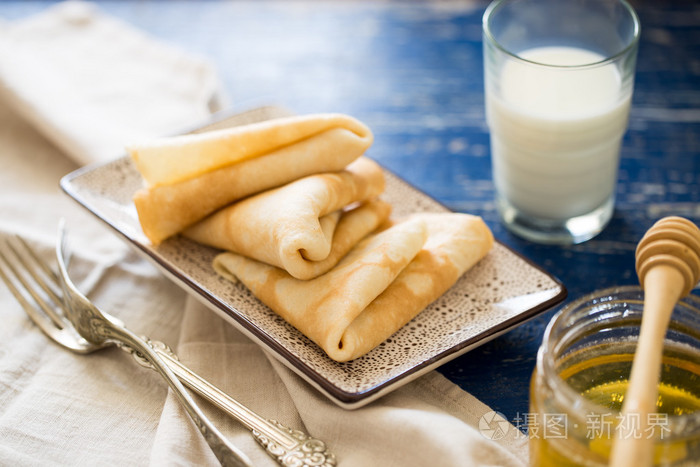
[129,113,373,244]
[184,157,390,280]
[213,213,494,362]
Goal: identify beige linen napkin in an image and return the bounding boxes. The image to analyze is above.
[0,0,222,165]
[0,102,189,465]
[0,2,528,466]
[150,299,528,467]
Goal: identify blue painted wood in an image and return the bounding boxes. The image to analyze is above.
[2,0,698,427]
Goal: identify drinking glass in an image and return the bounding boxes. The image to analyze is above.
[483,0,640,244]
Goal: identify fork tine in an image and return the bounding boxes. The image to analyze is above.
[13,236,67,324]
[0,235,95,353]
[16,235,61,290]
[0,241,64,335]
[2,237,65,329]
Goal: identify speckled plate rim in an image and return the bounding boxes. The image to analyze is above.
[59,107,567,409]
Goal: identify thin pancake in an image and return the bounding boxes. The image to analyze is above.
[214,213,494,361]
[131,114,373,244]
[184,157,389,280]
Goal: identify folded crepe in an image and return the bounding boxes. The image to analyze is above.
[213,213,494,362]
[184,157,390,280]
[128,113,373,244]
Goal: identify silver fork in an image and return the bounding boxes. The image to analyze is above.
[0,225,335,467]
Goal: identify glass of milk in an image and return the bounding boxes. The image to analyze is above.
[483,0,640,244]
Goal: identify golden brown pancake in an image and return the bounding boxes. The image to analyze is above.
[213,213,494,361]
[129,114,373,243]
[183,157,389,280]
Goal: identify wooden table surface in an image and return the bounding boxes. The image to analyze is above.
[2,0,698,428]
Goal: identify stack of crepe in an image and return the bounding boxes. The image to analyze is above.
[128,113,494,362]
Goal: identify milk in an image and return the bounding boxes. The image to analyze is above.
[486,46,632,220]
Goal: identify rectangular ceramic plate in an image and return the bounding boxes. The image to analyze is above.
[60,106,566,409]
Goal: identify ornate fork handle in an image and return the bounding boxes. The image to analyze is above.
[87,318,251,467]
[123,337,336,467]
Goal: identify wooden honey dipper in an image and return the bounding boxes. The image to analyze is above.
[609,216,700,467]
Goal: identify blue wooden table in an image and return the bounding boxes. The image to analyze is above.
[2,0,698,428]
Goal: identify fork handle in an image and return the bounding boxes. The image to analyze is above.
[127,338,335,467]
[106,325,252,467]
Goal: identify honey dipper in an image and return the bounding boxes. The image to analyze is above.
[609,216,700,467]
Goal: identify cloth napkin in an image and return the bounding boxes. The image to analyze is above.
[0,0,223,165]
[0,2,528,466]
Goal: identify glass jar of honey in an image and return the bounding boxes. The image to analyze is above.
[530,286,700,466]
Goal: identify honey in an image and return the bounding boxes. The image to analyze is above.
[529,287,700,466]
[572,348,700,416]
